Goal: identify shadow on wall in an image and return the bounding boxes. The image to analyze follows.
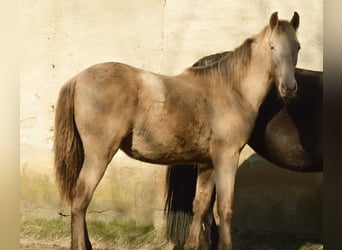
[232,153,322,237]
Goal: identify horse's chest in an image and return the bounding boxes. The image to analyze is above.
[210,104,256,145]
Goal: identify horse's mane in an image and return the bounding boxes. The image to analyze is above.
[188,38,255,89]
[192,51,232,68]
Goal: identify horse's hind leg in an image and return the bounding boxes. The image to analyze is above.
[70,132,125,250]
[185,164,215,250]
[71,153,112,249]
[70,74,137,249]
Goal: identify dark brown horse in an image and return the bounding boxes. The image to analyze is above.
[54,12,301,250]
[165,55,322,249]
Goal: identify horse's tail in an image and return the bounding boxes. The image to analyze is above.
[164,165,198,246]
[54,77,84,204]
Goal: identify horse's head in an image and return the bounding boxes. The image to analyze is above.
[268,12,300,102]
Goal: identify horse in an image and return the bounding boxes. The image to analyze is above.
[165,59,322,249]
[54,12,301,250]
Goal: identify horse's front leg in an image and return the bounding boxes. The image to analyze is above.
[185,164,215,250]
[213,148,240,250]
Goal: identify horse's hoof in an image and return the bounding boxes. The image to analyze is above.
[184,242,199,250]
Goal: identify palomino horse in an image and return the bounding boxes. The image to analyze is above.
[54,12,300,249]
[165,63,322,249]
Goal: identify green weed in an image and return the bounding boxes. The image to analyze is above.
[21,217,158,249]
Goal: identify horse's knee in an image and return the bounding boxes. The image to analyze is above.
[217,202,233,220]
[193,197,210,217]
[71,178,93,214]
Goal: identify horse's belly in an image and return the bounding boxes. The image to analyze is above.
[120,124,212,164]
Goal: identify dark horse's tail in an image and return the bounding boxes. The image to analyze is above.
[165,165,197,248]
[54,77,84,204]
[165,165,218,249]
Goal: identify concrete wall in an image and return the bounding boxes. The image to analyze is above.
[20,0,322,233]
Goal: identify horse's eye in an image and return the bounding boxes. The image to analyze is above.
[269,42,274,50]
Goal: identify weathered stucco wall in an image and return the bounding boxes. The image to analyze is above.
[20,0,322,233]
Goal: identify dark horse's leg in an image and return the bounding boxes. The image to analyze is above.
[207,188,218,250]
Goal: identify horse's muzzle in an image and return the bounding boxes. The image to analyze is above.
[279,82,298,102]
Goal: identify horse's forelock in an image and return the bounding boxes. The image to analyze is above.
[274,20,299,34]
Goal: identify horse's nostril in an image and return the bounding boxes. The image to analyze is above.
[281,83,297,94]
[281,84,288,93]
[292,83,298,92]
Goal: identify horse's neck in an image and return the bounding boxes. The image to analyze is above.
[238,41,273,112]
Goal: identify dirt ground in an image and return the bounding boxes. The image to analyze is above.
[20,234,323,250]
[20,217,322,250]
[20,238,174,250]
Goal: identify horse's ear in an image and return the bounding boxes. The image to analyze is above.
[269,12,278,30]
[290,11,300,30]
